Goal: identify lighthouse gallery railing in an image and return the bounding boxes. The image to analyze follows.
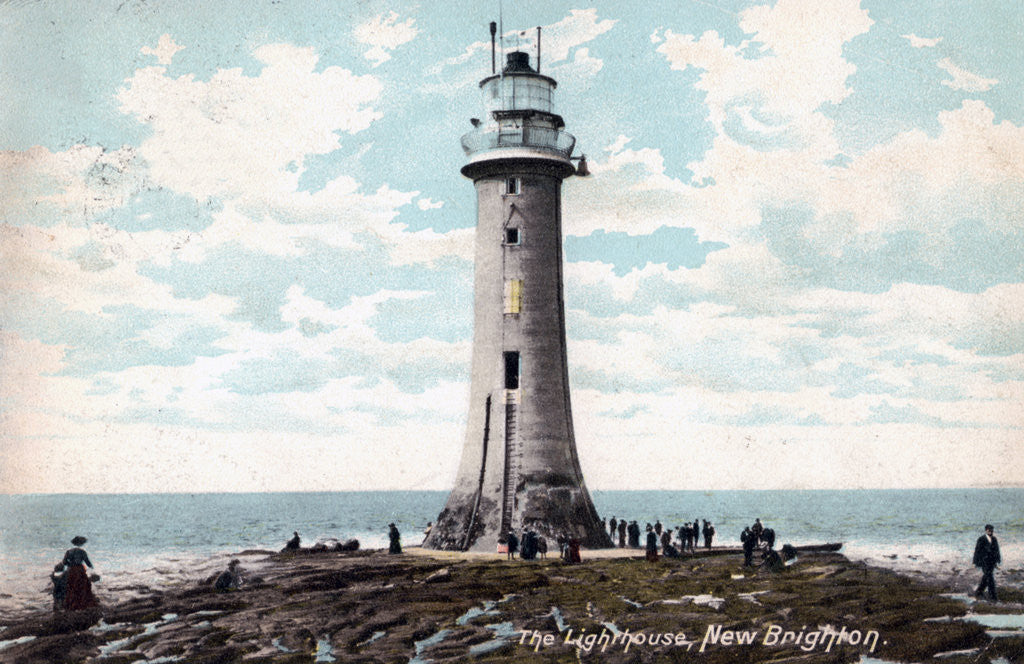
[461,126,576,159]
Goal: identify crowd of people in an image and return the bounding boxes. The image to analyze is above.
[501,529,570,561]
[739,518,782,568]
[602,516,718,557]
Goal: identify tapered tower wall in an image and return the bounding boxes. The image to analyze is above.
[425,49,611,552]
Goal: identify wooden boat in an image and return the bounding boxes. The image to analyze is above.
[791,542,843,552]
[683,542,843,557]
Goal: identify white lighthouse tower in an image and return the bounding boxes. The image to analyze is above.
[425,25,610,551]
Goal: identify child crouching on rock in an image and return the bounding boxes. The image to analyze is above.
[214,560,244,592]
[49,563,67,611]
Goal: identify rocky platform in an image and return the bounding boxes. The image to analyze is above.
[1,548,1022,663]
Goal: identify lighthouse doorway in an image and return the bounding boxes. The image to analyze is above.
[503,351,520,389]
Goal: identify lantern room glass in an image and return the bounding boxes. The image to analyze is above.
[482,76,554,114]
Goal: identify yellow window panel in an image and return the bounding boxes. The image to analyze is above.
[504,279,522,314]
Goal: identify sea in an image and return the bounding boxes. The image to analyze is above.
[2,489,1022,620]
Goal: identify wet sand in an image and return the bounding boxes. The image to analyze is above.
[1,546,1022,663]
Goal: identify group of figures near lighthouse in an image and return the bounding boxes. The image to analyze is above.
[604,516,720,554]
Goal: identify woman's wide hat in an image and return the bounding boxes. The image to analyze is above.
[71,536,87,546]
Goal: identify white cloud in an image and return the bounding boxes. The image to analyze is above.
[657,0,872,153]
[594,12,1020,260]
[814,100,1024,236]
[526,9,616,64]
[938,57,998,92]
[111,42,473,267]
[902,33,942,48]
[140,34,184,65]
[548,47,604,82]
[0,221,237,317]
[0,274,475,494]
[561,274,1024,439]
[0,145,145,226]
[354,11,419,67]
[416,197,444,210]
[563,0,880,243]
[117,43,384,201]
[434,9,615,77]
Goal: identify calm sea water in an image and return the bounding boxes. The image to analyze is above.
[1,489,1021,618]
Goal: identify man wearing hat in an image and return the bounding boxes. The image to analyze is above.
[973,524,1001,601]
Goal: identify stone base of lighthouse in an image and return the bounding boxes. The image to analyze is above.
[426,475,611,552]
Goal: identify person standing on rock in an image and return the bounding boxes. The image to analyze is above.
[388,523,402,554]
[506,530,519,560]
[567,536,582,563]
[702,521,715,549]
[609,516,618,539]
[645,525,659,562]
[661,529,680,558]
[62,536,99,611]
[741,527,756,566]
[521,530,538,560]
[751,518,764,545]
[973,524,1000,601]
[627,521,640,548]
[617,519,627,548]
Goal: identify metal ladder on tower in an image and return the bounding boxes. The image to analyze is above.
[499,390,519,535]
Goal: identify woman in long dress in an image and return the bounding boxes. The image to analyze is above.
[62,536,99,610]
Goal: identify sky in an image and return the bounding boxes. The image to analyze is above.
[1,0,1022,494]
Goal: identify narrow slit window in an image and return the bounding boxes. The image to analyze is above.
[505,177,520,195]
[504,228,520,245]
[504,279,522,314]
[504,351,520,390]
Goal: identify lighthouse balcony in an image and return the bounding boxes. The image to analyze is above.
[461,125,576,160]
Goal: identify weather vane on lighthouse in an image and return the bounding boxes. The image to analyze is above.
[425,21,608,552]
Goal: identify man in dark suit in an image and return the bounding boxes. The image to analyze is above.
[973,524,1001,601]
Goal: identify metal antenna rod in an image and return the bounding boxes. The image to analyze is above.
[537,26,541,73]
[490,22,497,74]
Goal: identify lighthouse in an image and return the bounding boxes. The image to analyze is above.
[425,26,611,551]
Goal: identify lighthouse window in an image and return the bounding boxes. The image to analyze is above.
[503,351,520,390]
[505,177,520,195]
[504,228,520,245]
[504,279,523,314]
